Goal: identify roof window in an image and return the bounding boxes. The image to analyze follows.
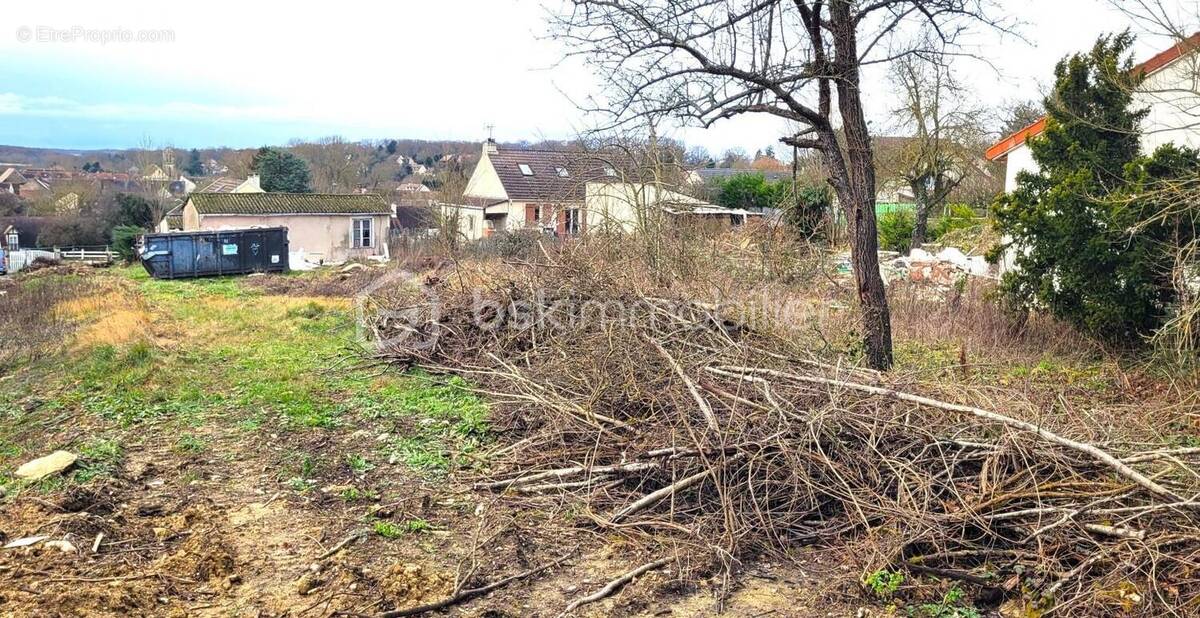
[518,163,534,176]
[555,166,569,177]
[603,166,617,177]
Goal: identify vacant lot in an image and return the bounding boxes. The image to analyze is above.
[0,254,1197,617]
[0,266,508,616]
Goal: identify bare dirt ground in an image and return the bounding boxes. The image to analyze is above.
[0,415,857,617]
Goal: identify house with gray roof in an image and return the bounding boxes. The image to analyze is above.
[180,192,391,264]
[462,140,758,237]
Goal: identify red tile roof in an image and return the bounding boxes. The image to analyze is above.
[985,118,1048,161]
[986,32,1200,161]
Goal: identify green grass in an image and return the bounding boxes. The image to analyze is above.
[75,438,123,483]
[0,267,491,491]
[174,434,208,455]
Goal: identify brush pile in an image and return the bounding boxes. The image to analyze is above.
[372,251,1200,616]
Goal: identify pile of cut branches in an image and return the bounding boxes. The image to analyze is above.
[372,253,1200,615]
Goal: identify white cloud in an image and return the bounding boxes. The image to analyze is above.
[0,0,1184,151]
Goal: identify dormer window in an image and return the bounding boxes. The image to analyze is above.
[555,166,569,177]
[518,164,534,176]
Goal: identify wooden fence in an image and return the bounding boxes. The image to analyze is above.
[54,246,115,264]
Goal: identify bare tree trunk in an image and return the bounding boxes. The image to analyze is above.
[832,1,894,370]
[909,181,930,255]
[910,175,948,253]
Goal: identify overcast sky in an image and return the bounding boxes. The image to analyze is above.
[0,0,1190,154]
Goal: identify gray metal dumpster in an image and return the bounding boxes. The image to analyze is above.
[140,228,289,279]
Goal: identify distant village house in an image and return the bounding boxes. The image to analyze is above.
[0,168,28,195]
[178,193,391,264]
[458,140,758,240]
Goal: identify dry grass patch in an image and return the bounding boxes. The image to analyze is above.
[58,291,154,349]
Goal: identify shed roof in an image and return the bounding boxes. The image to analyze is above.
[189,193,390,216]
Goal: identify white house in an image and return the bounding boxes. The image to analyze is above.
[987,33,1200,192]
[435,203,488,241]
[462,140,758,237]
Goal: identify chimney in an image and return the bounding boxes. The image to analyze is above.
[483,138,498,156]
[240,174,262,193]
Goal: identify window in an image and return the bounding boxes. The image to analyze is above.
[518,163,534,176]
[352,218,373,248]
[555,166,569,177]
[603,166,617,177]
[564,208,582,235]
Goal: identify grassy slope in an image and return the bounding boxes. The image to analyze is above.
[0,266,488,497]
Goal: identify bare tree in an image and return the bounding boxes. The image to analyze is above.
[220,149,256,179]
[132,136,171,230]
[294,136,361,193]
[879,51,985,251]
[548,0,1008,370]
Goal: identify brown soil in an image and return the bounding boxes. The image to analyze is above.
[0,423,863,617]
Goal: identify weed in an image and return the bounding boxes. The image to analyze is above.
[339,487,378,501]
[369,374,491,474]
[374,518,431,538]
[0,439,21,459]
[865,569,904,599]
[75,438,123,482]
[125,340,155,366]
[287,477,314,493]
[386,436,450,472]
[286,301,327,320]
[399,518,432,533]
[912,586,980,618]
[0,272,97,368]
[373,520,404,538]
[346,453,374,474]
[282,451,321,493]
[35,474,66,493]
[174,434,208,454]
[237,415,264,432]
